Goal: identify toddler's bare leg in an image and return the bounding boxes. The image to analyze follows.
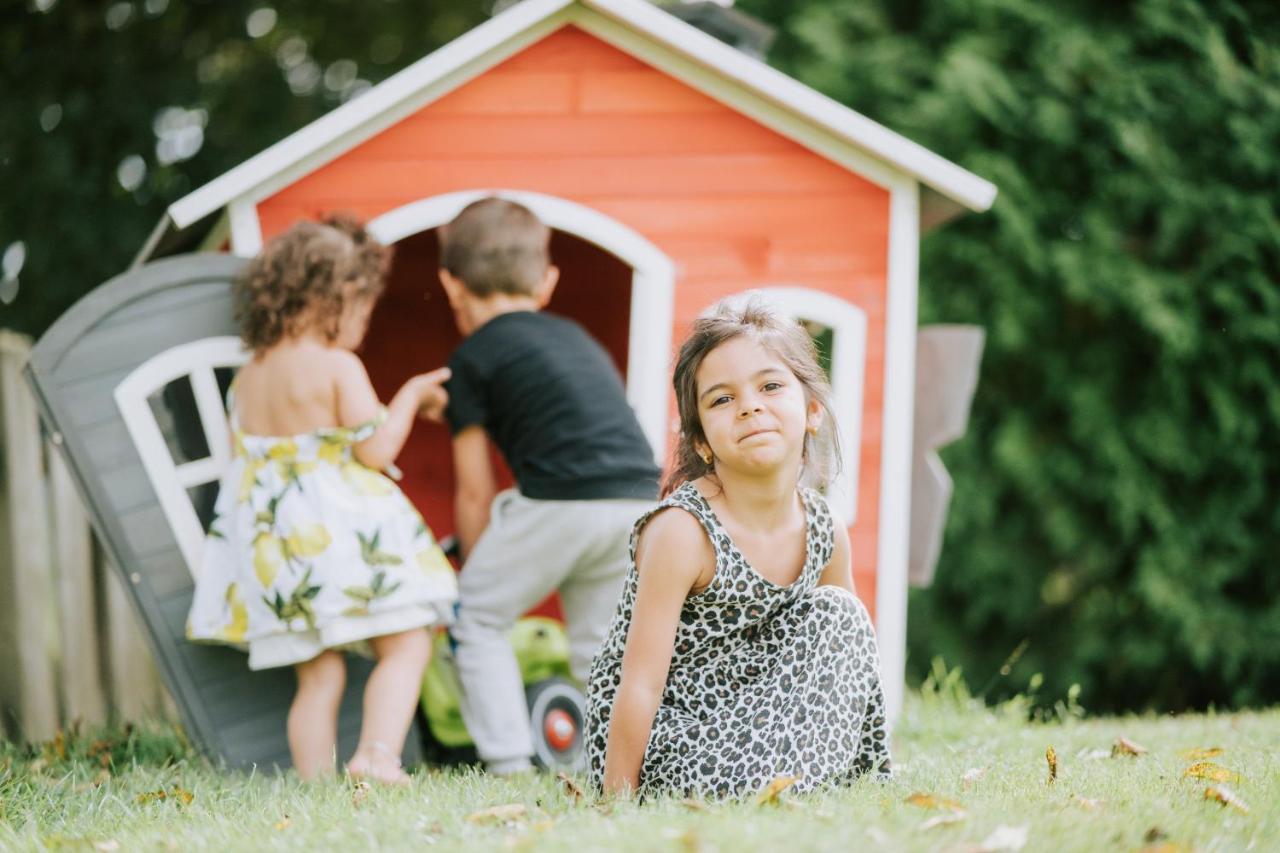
[347,628,432,784]
[289,650,346,781]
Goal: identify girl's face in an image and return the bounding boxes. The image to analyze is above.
[334,287,376,351]
[693,335,820,478]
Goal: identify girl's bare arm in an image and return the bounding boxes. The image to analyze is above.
[602,508,713,796]
[334,352,450,470]
[816,518,856,594]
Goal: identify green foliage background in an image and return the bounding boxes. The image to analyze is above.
[4,0,1278,711]
[739,0,1280,711]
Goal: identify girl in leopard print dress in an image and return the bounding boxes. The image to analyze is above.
[585,298,891,799]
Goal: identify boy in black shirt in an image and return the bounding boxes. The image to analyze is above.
[439,197,659,774]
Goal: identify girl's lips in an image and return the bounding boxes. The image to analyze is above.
[738,427,777,442]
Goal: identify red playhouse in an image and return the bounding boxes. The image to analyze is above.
[137,0,996,720]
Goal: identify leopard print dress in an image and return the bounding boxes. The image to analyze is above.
[585,482,891,798]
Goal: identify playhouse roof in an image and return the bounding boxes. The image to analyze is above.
[150,0,996,258]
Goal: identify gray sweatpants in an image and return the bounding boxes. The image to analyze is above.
[452,490,654,768]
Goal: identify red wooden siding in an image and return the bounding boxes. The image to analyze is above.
[257,25,890,612]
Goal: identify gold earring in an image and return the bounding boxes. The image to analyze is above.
[700,450,712,465]
[806,424,818,436]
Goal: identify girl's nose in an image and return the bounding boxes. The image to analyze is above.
[738,400,763,417]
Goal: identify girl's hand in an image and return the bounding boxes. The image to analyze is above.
[413,367,451,422]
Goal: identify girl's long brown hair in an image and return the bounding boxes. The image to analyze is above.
[664,297,841,496]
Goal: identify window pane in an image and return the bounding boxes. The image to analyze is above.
[187,481,221,534]
[799,319,835,383]
[147,376,210,465]
[214,365,238,413]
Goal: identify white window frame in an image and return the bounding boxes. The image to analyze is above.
[718,288,867,527]
[114,337,250,579]
[366,189,676,464]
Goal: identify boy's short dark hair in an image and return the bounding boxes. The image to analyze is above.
[439,197,550,297]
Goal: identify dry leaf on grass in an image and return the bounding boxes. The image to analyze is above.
[1203,784,1249,814]
[1184,762,1237,783]
[752,775,798,806]
[466,803,530,825]
[135,788,193,806]
[1111,737,1148,757]
[919,812,967,831]
[557,772,585,804]
[905,792,965,813]
[1179,746,1223,761]
[953,824,1030,853]
[274,816,291,831]
[960,767,987,788]
[1046,746,1058,784]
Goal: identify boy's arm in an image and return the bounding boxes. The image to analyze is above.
[452,425,497,560]
[602,508,710,797]
[817,520,856,595]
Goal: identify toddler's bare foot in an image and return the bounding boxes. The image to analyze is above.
[346,740,411,786]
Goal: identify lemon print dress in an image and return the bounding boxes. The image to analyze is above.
[187,406,458,670]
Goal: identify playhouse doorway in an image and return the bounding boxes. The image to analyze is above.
[359,226,633,616]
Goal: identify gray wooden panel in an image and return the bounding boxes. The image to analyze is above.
[27,253,425,774]
[80,419,142,477]
[57,288,234,383]
[117,503,177,560]
[139,549,193,601]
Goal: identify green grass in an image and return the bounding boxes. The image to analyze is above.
[2,685,1276,852]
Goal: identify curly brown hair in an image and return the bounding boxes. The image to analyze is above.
[234,214,392,352]
[665,297,841,496]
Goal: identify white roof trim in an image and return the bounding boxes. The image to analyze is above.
[168,0,994,230]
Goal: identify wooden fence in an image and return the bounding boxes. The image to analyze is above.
[0,329,171,743]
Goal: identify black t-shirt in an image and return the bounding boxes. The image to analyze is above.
[445,311,661,501]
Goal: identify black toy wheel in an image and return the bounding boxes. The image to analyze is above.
[526,676,586,771]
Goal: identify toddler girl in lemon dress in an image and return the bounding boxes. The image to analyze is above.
[187,215,456,784]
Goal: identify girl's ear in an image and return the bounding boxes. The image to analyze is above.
[806,397,823,435]
[535,265,560,308]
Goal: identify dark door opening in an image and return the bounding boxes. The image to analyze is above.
[359,227,633,616]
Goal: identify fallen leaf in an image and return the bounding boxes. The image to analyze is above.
[960,767,988,788]
[136,790,168,804]
[465,803,529,825]
[1046,746,1058,784]
[351,780,371,809]
[753,775,798,806]
[170,787,194,806]
[1179,747,1223,761]
[557,772,585,804]
[1112,737,1148,757]
[52,730,68,761]
[1184,762,1236,783]
[905,792,965,812]
[1203,784,1249,814]
[977,824,1029,852]
[919,811,967,831]
[274,816,291,831]
[1071,796,1105,811]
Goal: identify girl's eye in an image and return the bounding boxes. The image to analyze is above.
[710,395,732,407]
[762,381,783,392]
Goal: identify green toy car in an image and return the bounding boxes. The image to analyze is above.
[420,616,587,771]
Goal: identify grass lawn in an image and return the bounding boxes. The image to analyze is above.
[2,681,1276,852]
